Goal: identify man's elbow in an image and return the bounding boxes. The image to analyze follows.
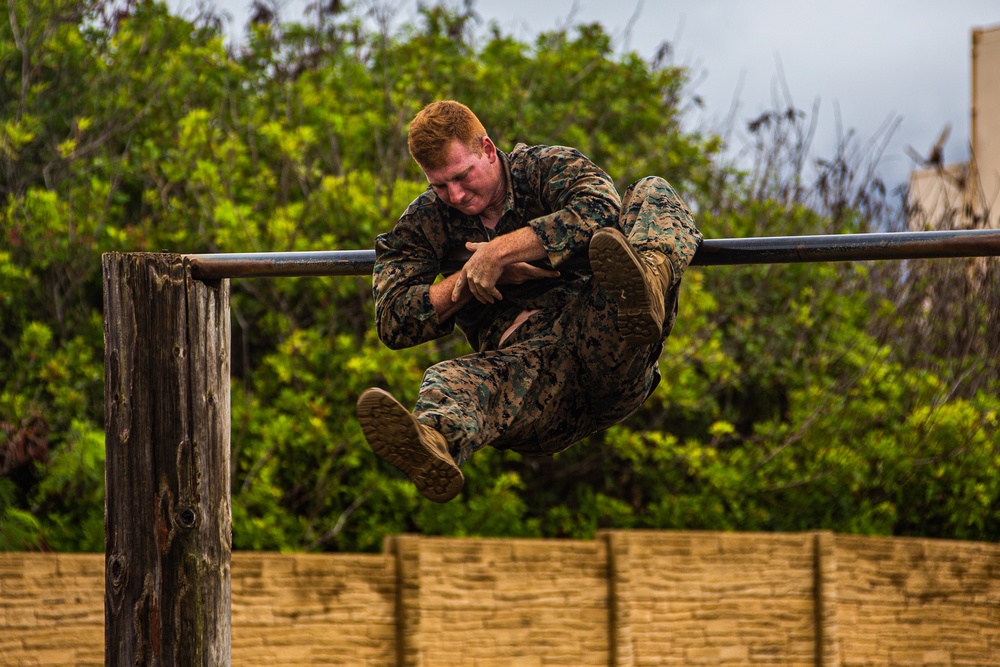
[381,336,411,352]
[375,321,412,351]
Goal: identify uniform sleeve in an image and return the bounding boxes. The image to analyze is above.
[371,203,456,350]
[525,146,621,267]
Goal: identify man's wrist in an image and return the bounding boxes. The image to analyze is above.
[430,273,471,319]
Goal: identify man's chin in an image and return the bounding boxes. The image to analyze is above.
[454,204,483,216]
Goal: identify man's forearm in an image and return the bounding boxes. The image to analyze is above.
[458,227,548,304]
[429,272,473,321]
[431,227,551,318]
[482,226,549,265]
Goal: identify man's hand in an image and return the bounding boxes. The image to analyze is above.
[445,228,551,306]
[498,261,559,285]
[453,249,560,303]
[452,241,505,304]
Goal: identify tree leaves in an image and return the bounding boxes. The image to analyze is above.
[0,0,996,551]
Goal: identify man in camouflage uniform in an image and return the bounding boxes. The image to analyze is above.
[357,100,702,502]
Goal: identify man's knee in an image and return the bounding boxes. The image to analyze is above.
[622,175,686,213]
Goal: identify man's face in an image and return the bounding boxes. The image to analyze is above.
[422,137,501,216]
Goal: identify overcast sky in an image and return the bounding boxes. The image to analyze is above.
[184,0,1000,191]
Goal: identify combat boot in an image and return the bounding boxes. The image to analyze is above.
[356,388,464,503]
[589,227,674,345]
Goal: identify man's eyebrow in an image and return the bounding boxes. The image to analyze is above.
[429,166,472,187]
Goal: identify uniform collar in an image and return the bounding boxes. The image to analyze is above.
[497,149,517,219]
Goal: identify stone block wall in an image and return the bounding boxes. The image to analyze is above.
[0,554,104,666]
[230,553,396,665]
[833,535,1000,666]
[392,535,610,667]
[607,531,827,666]
[1,531,997,666]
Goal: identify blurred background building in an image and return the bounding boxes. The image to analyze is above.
[909,23,1000,229]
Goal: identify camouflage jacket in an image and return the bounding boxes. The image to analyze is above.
[373,144,621,352]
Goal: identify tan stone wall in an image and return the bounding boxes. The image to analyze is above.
[607,531,824,666]
[834,535,1000,667]
[0,554,104,666]
[230,553,396,666]
[391,535,609,667]
[1,531,998,666]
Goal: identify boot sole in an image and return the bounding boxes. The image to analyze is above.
[589,230,662,344]
[357,388,464,503]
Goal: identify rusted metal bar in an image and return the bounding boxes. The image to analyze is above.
[187,249,374,279]
[186,229,1000,280]
[692,228,1000,265]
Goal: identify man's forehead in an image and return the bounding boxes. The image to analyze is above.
[424,142,478,182]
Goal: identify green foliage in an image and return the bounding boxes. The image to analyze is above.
[0,0,996,553]
[0,478,42,549]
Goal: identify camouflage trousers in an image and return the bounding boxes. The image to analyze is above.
[415,176,701,464]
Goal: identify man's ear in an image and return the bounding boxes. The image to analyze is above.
[481,136,497,162]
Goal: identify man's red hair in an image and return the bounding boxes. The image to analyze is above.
[407,100,487,170]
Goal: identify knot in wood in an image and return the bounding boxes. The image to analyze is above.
[177,507,198,530]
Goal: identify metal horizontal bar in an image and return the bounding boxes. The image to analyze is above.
[185,229,1000,280]
[187,249,375,279]
[693,228,1000,265]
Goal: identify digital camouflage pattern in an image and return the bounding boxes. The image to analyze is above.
[371,145,702,464]
[374,144,621,352]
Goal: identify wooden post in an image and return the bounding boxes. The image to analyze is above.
[103,252,232,666]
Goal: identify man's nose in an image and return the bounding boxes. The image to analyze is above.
[447,182,466,202]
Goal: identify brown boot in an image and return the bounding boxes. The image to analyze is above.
[589,227,674,345]
[357,388,464,503]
